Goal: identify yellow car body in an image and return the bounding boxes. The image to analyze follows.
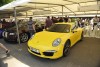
[28,22,83,59]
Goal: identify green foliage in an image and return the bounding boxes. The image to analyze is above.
[0,0,13,6]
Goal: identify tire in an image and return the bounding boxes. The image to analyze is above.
[63,40,70,57]
[20,33,29,43]
[80,32,83,41]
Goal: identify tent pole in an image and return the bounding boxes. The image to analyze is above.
[62,5,64,17]
[14,7,20,45]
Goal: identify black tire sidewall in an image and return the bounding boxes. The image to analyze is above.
[80,32,83,41]
[63,40,70,57]
[20,33,29,43]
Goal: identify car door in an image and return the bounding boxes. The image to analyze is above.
[70,25,79,46]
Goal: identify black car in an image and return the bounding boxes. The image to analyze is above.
[2,22,43,43]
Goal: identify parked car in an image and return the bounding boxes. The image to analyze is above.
[27,22,83,59]
[0,22,16,38]
[2,22,43,43]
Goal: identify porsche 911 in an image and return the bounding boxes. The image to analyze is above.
[28,22,83,59]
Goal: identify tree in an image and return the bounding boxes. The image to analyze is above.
[0,0,13,6]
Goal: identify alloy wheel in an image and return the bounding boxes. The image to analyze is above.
[20,33,29,43]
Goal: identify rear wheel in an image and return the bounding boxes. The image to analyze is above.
[63,40,70,57]
[20,33,29,43]
[80,32,83,41]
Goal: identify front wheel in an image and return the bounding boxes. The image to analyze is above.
[63,41,70,57]
[20,33,29,43]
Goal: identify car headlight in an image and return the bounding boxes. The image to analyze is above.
[29,35,34,40]
[29,46,40,53]
[2,31,5,37]
[52,38,61,47]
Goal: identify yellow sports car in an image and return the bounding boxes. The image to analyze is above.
[28,22,83,59]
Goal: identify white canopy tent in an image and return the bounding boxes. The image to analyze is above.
[0,0,100,44]
[0,0,100,18]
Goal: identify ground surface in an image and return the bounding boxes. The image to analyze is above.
[0,37,100,67]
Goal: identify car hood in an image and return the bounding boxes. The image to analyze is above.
[28,31,66,47]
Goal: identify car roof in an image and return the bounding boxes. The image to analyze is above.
[55,22,75,26]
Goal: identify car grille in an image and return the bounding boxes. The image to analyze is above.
[3,31,16,38]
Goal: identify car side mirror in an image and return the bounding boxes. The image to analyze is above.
[72,30,77,33]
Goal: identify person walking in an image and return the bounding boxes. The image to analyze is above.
[28,17,36,37]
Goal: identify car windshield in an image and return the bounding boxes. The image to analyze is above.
[47,24,70,33]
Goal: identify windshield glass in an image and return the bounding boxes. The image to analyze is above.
[47,24,70,33]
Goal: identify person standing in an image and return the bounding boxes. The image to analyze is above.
[92,15,99,38]
[59,17,63,22]
[28,17,36,37]
[64,16,68,22]
[93,15,99,25]
[93,15,99,30]
[51,17,58,23]
[45,16,53,29]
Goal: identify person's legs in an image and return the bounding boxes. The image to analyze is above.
[0,43,10,57]
[0,43,8,51]
[29,30,35,37]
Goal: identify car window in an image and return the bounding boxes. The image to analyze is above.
[47,24,71,33]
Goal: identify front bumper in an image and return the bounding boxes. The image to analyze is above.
[3,31,17,42]
[28,46,63,59]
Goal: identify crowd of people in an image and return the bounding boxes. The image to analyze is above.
[27,16,72,36]
[76,15,100,38]
[43,15,100,38]
[26,15,100,38]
